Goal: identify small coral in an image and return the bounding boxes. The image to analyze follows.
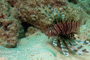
[25,27,40,37]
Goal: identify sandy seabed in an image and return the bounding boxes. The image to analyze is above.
[0,32,90,60]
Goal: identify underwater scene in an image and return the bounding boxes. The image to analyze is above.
[0,0,90,60]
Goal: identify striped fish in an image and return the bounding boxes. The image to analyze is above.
[42,4,90,56]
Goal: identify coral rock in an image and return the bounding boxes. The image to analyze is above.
[25,27,40,37]
[0,17,24,48]
[14,0,67,32]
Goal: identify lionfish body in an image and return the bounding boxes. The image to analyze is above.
[40,5,90,56]
[46,21,81,36]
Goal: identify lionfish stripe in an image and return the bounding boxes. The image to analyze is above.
[65,22,68,34]
[71,22,73,33]
[67,22,72,35]
[69,21,72,34]
[73,22,77,32]
[60,40,69,56]
[56,23,61,34]
[54,24,61,34]
[50,30,53,35]
[52,29,57,35]
[62,23,66,35]
[46,29,55,36]
[66,22,70,34]
[58,23,65,35]
[75,22,78,31]
[57,24,62,33]
[53,25,58,34]
[71,22,75,32]
[46,31,49,36]
[51,30,55,36]
[66,22,69,34]
[63,22,67,34]
[49,30,52,36]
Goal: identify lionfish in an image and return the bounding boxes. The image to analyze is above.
[39,5,90,56]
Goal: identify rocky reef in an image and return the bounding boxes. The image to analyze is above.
[0,0,24,48]
[0,0,90,59]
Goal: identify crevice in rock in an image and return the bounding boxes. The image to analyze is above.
[67,0,78,4]
[21,22,33,37]
[22,22,32,32]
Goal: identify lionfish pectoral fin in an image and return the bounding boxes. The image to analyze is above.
[75,40,90,54]
[68,41,83,55]
[76,40,90,46]
[53,38,58,46]
[69,40,89,55]
[64,40,78,53]
[60,39,69,56]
